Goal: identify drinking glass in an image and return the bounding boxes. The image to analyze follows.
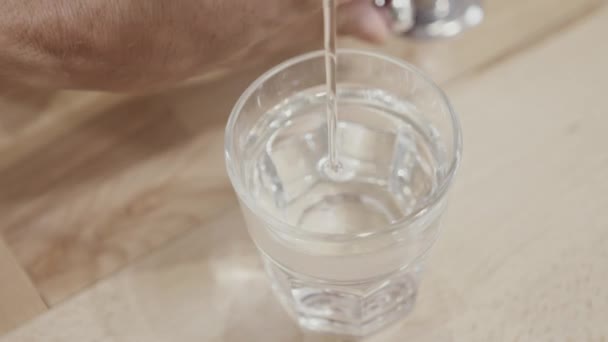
[225,49,461,336]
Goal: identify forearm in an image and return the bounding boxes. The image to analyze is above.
[1,1,127,89]
[0,0,248,91]
[0,0,327,91]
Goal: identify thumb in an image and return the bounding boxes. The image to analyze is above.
[338,0,392,43]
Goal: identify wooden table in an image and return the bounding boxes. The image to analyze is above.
[1,0,607,340]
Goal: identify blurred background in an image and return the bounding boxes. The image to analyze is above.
[0,0,607,341]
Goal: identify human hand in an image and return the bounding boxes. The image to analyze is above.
[0,0,391,90]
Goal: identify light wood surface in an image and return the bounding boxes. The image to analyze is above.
[345,0,604,84]
[0,81,242,305]
[0,0,603,311]
[0,238,46,335]
[2,4,608,341]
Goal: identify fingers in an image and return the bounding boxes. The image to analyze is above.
[338,0,392,43]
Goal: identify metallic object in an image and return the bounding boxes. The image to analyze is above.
[375,0,416,34]
[375,0,484,39]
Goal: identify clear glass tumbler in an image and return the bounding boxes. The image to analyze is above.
[225,50,461,336]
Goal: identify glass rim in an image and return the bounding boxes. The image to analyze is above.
[225,49,462,243]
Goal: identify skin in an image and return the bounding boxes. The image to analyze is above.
[0,0,390,91]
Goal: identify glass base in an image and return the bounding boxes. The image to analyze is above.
[262,255,422,337]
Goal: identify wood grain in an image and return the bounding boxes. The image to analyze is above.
[0,238,46,335]
[0,74,251,305]
[2,4,608,341]
[0,85,128,168]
